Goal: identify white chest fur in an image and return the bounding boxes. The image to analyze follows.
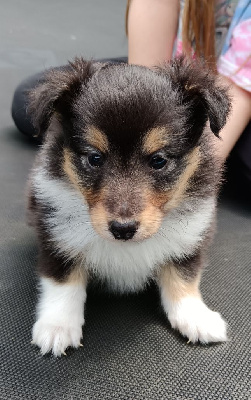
[33,170,215,292]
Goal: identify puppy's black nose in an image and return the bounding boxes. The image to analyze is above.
[109,221,138,241]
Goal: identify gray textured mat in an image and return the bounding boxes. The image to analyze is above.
[0,129,251,399]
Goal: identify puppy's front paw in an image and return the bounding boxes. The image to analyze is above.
[32,319,83,356]
[168,297,227,344]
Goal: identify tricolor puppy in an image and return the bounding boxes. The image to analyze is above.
[28,57,230,356]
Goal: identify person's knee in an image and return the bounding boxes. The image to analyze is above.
[11,72,46,138]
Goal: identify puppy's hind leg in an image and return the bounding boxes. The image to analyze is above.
[32,254,87,357]
[158,254,227,344]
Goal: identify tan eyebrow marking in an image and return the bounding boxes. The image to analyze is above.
[143,127,169,154]
[85,126,109,153]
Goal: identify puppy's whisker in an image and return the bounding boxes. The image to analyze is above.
[156,231,171,241]
[160,226,182,237]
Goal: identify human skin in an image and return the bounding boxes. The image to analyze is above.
[127,0,180,67]
[127,0,251,161]
[217,76,251,161]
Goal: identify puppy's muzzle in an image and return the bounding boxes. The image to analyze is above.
[109,221,139,241]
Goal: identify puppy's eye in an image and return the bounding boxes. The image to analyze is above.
[88,152,104,168]
[149,155,167,170]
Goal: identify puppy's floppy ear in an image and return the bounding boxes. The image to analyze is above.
[159,56,231,145]
[28,57,101,138]
[200,77,231,136]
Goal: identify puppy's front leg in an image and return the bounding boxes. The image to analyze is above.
[32,257,87,357]
[159,255,227,343]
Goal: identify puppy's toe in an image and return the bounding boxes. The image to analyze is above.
[32,319,83,356]
[168,297,228,344]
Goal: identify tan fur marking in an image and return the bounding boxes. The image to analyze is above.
[63,148,102,206]
[150,190,170,210]
[143,127,169,154]
[90,202,109,237]
[185,84,197,91]
[165,147,200,211]
[66,265,87,285]
[43,264,88,286]
[138,202,163,239]
[63,149,81,191]
[159,264,201,303]
[85,126,109,153]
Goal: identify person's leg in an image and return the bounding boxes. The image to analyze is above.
[235,123,251,185]
[217,76,251,162]
[225,122,251,199]
[11,57,127,140]
[214,78,251,197]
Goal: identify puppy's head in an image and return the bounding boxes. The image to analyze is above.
[29,57,230,242]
